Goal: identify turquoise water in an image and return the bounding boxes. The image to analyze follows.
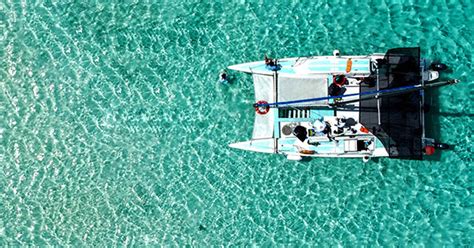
[1,1,473,246]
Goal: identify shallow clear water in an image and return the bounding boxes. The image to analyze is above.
[1,1,473,246]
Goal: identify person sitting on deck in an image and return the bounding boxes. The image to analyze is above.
[322,121,334,141]
[264,55,275,66]
[328,75,348,96]
[264,55,281,71]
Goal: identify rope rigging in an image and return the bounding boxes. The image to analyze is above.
[253,79,458,108]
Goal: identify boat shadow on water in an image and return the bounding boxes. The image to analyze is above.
[424,87,458,161]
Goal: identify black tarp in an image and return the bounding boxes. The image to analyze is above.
[360,47,423,160]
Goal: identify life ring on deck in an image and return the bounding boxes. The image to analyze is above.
[254,100,270,115]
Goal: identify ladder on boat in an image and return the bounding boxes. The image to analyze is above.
[278,108,310,118]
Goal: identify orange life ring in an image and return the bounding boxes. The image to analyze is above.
[254,100,270,115]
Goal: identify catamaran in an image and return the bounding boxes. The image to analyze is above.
[228,47,457,161]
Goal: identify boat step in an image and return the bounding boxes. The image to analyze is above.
[279,109,310,118]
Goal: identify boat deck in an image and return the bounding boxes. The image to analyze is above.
[229,48,428,159]
[274,105,383,156]
[228,56,372,76]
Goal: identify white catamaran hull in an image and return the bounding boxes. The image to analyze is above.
[228,47,455,161]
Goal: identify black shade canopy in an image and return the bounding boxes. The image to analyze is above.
[359,47,423,160]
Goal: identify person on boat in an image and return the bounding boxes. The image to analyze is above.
[264,55,275,66]
[323,124,335,141]
[328,75,347,96]
[264,55,281,71]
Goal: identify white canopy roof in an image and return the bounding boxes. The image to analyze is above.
[277,75,328,106]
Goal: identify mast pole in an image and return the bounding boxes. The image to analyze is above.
[273,70,278,154]
[376,68,381,125]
